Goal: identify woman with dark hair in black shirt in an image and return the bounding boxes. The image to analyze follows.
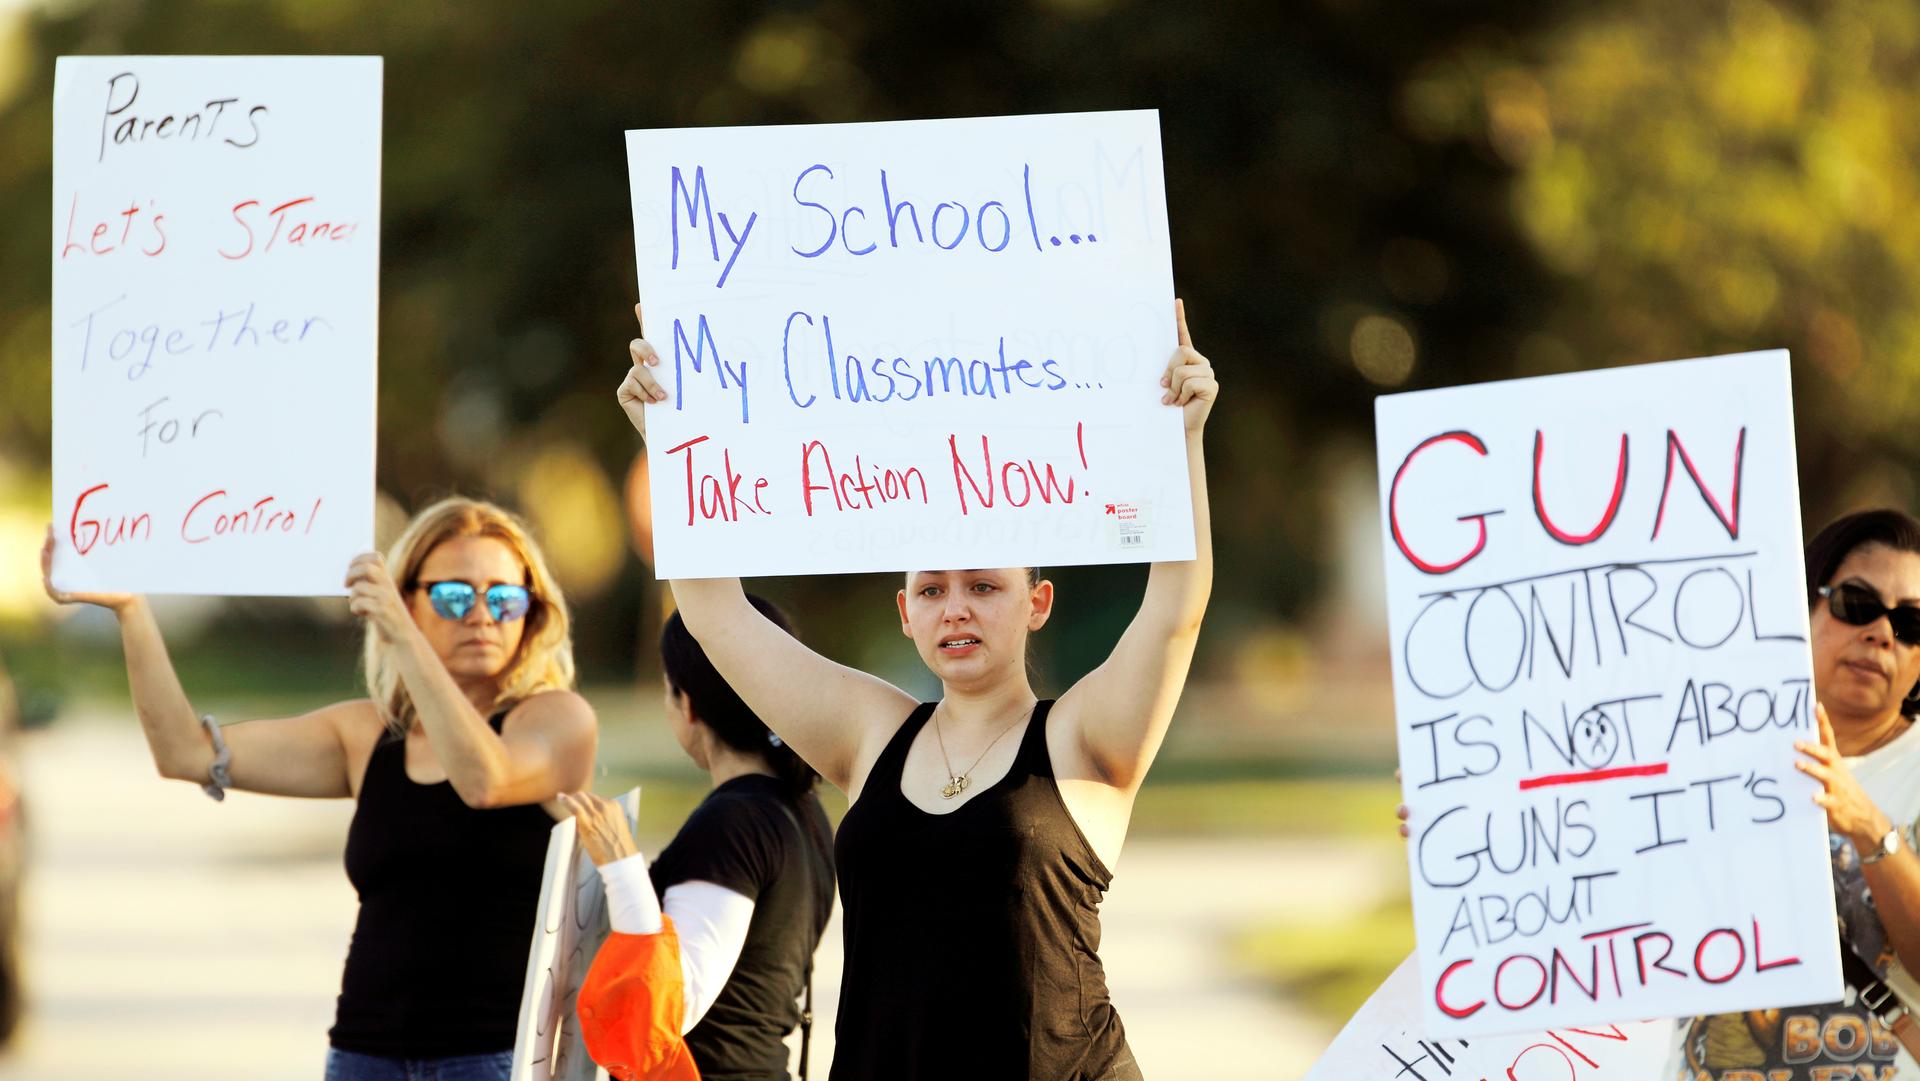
[565,596,834,1081]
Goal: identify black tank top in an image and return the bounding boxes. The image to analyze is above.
[831,700,1135,1081]
[330,713,554,1056]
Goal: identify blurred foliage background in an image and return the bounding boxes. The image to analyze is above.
[1,0,1918,1024]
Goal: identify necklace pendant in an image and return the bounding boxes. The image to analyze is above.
[941,775,969,799]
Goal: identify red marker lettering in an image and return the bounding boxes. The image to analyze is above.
[1532,431,1629,545]
[1389,431,1494,575]
[68,483,152,555]
[1651,427,1746,540]
[1434,958,1485,1019]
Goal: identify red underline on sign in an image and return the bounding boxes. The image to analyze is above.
[1517,763,1671,791]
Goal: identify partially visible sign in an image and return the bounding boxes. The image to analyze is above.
[49,56,380,596]
[1301,954,1676,1081]
[512,790,640,1081]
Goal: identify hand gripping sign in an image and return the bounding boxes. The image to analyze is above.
[512,789,641,1081]
[49,56,380,596]
[1375,352,1841,1035]
[624,110,1194,578]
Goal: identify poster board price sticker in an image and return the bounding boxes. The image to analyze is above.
[1106,500,1150,550]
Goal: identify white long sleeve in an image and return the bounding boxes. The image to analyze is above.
[663,881,755,1032]
[596,856,756,1034]
[597,853,663,934]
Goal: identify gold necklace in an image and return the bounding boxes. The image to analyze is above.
[931,700,1036,799]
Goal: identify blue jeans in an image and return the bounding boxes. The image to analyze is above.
[323,1048,513,1081]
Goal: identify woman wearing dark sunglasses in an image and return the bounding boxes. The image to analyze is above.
[1673,509,1920,1080]
[39,496,597,1081]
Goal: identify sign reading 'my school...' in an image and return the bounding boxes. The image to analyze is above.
[1376,352,1840,1034]
[50,56,380,596]
[626,110,1193,577]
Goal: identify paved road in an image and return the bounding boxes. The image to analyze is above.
[0,717,1399,1080]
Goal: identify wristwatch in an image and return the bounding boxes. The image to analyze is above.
[1862,827,1904,865]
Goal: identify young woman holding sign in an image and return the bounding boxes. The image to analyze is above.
[40,497,597,1081]
[559,596,835,1081]
[613,300,1216,1080]
[1390,508,1920,1080]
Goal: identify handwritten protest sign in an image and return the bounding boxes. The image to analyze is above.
[1302,954,1675,1081]
[625,110,1191,578]
[1377,352,1841,1034]
[512,789,639,1081]
[49,56,380,596]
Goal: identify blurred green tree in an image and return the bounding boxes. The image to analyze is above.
[25,0,1904,686]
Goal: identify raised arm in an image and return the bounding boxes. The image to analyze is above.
[40,528,356,798]
[346,553,596,809]
[670,578,914,793]
[618,302,913,792]
[1055,300,1217,792]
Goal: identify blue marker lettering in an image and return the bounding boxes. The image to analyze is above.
[780,311,818,409]
[931,202,970,251]
[842,206,876,256]
[977,201,1012,252]
[882,169,923,246]
[672,314,750,423]
[791,164,836,258]
[669,165,720,270]
[714,210,756,288]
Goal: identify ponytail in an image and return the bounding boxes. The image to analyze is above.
[660,596,821,801]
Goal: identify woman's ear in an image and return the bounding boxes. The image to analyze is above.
[1028,579,1055,631]
[896,588,913,637]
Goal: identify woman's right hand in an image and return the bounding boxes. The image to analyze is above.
[558,790,640,867]
[39,526,136,613]
[617,301,668,440]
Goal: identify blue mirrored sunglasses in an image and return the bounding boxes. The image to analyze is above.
[422,581,533,623]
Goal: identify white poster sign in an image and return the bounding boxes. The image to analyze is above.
[625,110,1192,578]
[1376,352,1840,1034]
[1302,954,1675,1081]
[512,790,639,1081]
[49,56,380,596]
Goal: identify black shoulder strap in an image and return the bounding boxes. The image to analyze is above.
[766,794,819,1081]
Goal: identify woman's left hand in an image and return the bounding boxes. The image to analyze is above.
[345,552,414,644]
[1163,298,1218,435]
[559,791,640,867]
[1797,703,1895,850]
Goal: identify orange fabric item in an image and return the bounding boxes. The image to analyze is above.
[577,917,701,1081]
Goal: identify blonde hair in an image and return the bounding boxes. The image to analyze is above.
[363,496,577,738]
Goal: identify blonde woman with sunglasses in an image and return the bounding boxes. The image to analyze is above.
[39,497,597,1081]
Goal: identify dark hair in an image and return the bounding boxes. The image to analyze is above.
[1805,508,1920,716]
[660,595,820,800]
